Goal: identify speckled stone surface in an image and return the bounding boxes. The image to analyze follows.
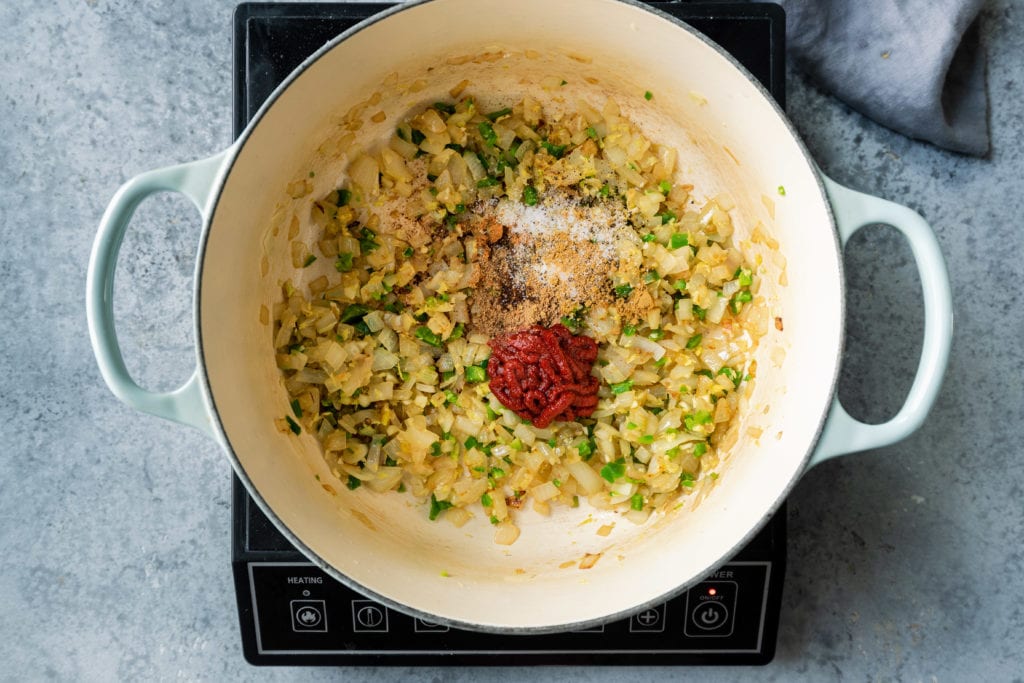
[2,0,1022,680]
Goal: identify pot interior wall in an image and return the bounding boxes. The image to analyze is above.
[199,0,841,629]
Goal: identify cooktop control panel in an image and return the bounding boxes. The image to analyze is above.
[233,477,785,665]
[239,560,773,664]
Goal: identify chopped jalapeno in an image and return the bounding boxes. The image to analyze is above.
[684,411,713,431]
[358,227,380,253]
[415,326,442,347]
[478,121,498,147]
[335,252,354,272]
[339,304,369,324]
[522,184,539,206]
[578,441,594,460]
[486,107,512,121]
[540,140,567,159]
[610,380,633,395]
[465,365,488,383]
[429,494,454,520]
[600,459,626,482]
[717,366,740,385]
[670,232,689,250]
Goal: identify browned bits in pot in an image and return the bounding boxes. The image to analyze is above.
[449,79,471,98]
[775,316,784,331]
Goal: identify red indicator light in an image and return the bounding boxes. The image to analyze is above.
[708,588,717,596]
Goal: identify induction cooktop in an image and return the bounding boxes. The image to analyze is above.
[230,1,787,666]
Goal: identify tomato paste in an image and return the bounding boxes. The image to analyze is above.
[486,323,599,429]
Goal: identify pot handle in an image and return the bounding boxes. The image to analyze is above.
[808,175,953,467]
[86,150,231,437]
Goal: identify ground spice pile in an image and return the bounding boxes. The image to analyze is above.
[467,193,654,336]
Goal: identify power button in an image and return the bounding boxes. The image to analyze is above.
[691,602,729,630]
[684,580,737,637]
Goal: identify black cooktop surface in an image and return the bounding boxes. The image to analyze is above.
[231,1,787,666]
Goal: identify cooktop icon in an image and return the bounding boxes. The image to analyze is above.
[629,604,666,632]
[290,600,327,633]
[684,581,738,637]
[351,600,389,633]
[414,618,450,633]
[691,602,729,630]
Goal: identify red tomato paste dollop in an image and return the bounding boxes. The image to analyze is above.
[486,323,599,429]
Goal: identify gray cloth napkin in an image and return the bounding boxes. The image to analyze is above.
[779,0,990,156]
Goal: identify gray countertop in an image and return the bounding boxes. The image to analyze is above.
[2,1,1022,680]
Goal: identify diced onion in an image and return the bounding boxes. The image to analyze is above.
[348,154,380,196]
[531,481,560,502]
[494,523,520,546]
[272,92,764,548]
[567,461,604,495]
[629,335,666,360]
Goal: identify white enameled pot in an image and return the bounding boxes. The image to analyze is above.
[87,0,952,632]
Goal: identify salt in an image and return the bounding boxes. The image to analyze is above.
[492,194,630,259]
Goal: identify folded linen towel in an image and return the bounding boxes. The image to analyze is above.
[779,0,989,155]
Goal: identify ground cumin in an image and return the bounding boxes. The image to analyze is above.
[466,193,655,336]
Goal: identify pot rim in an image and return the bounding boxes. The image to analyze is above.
[194,0,844,634]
